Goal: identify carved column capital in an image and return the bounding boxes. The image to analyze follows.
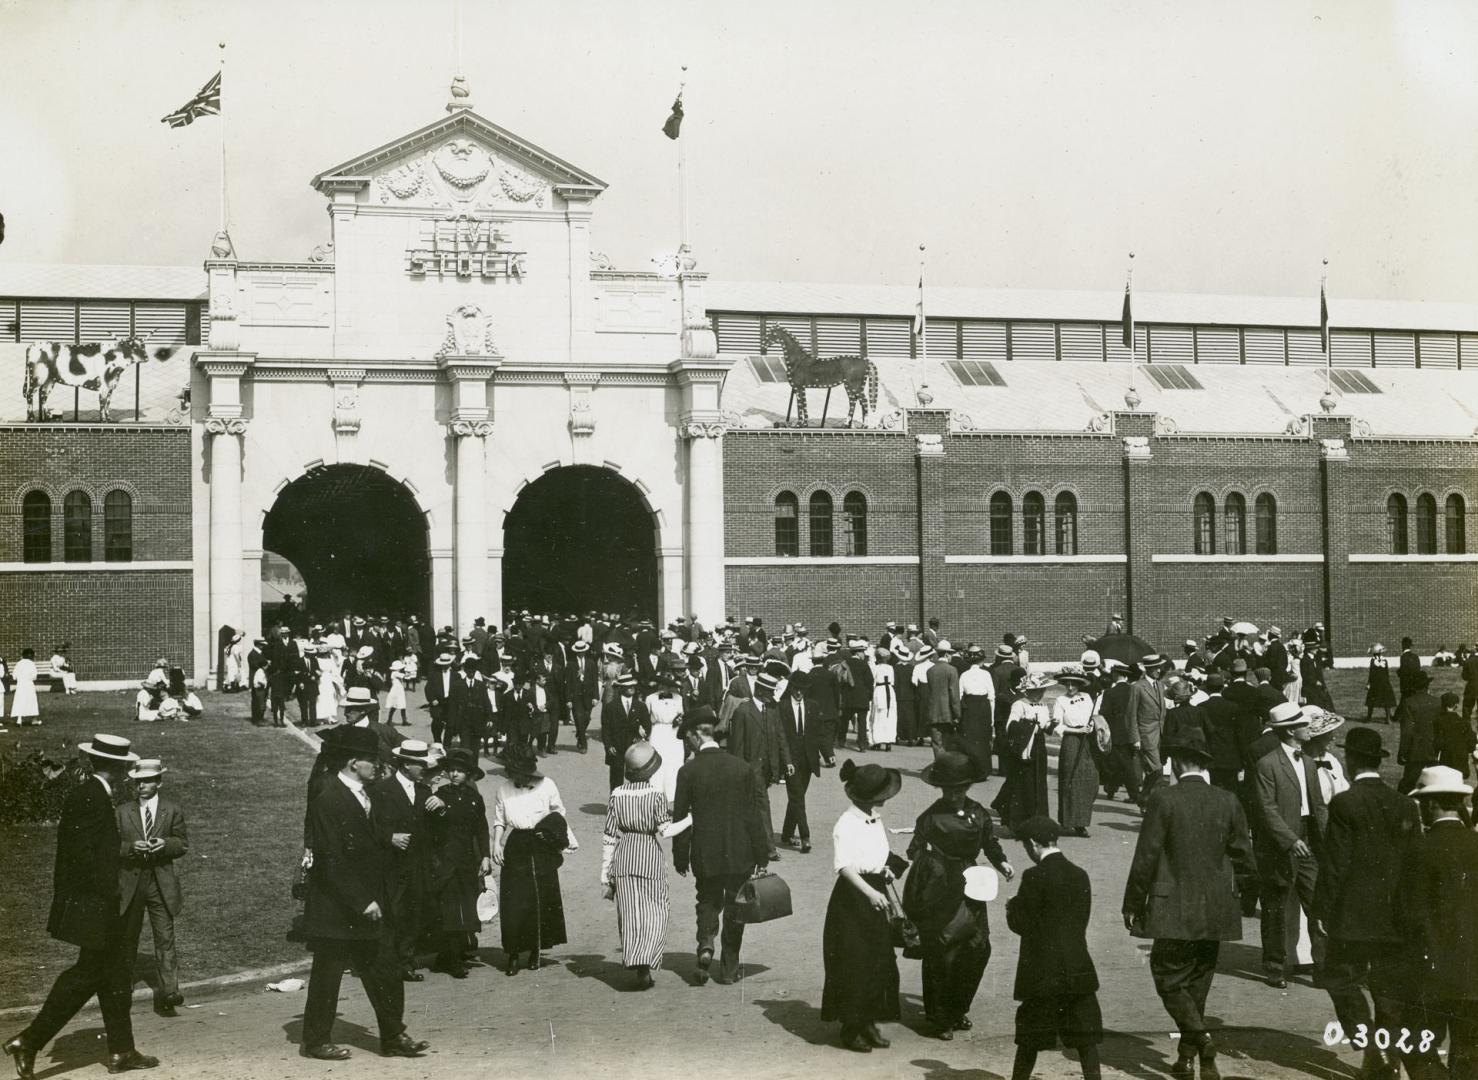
[1122,436,1151,460]
[449,419,494,439]
[1319,438,1348,461]
[204,417,249,436]
[914,433,944,457]
[680,415,727,440]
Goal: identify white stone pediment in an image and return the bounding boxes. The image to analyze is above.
[311,110,606,213]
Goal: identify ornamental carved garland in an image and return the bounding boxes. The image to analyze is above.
[375,142,550,209]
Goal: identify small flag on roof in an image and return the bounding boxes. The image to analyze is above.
[1121,253,1135,351]
[1319,261,1330,354]
[662,93,684,140]
[161,71,221,128]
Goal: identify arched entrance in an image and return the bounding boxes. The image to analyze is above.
[262,464,429,620]
[502,466,657,619]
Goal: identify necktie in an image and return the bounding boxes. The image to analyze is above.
[1316,760,1333,771]
[1292,749,1304,761]
[797,702,804,735]
[144,803,154,837]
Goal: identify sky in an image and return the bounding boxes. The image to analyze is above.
[1,0,1476,302]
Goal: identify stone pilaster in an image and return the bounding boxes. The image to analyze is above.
[439,356,499,634]
[671,357,733,627]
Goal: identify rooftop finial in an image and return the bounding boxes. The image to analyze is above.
[447,73,473,114]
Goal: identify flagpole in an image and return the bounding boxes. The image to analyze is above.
[1125,251,1138,406]
[674,67,691,346]
[919,244,927,362]
[218,41,228,239]
[1321,257,1331,396]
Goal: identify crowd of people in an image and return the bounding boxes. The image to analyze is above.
[6,605,1478,1079]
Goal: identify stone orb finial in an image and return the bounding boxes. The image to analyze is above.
[1124,385,1141,410]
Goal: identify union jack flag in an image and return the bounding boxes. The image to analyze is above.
[161,71,221,128]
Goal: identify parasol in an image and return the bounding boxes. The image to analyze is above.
[1230,620,1259,636]
[1091,633,1157,666]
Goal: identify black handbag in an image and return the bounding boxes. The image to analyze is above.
[887,882,923,958]
[733,870,793,923]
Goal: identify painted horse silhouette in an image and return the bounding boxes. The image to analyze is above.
[763,325,879,428]
[23,336,176,422]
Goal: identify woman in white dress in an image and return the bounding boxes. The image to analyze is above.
[385,660,409,725]
[868,647,898,751]
[10,649,40,725]
[224,633,247,691]
[643,674,685,801]
[51,644,78,694]
[315,646,344,724]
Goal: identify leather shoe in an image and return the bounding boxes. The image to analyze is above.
[863,1023,891,1049]
[4,1035,36,1080]
[954,1016,973,1031]
[106,1050,160,1073]
[1200,1038,1221,1080]
[380,1033,429,1058]
[162,993,184,1008]
[305,1044,350,1061]
[695,948,713,985]
[840,1028,872,1053]
[799,842,812,854]
[1264,972,1287,989]
[402,969,424,981]
[1169,1050,1196,1080]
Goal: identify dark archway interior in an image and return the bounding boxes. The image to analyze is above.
[262,465,429,621]
[503,466,657,620]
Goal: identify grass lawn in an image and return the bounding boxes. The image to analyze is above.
[0,689,312,1007]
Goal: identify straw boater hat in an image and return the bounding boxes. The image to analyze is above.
[571,640,590,654]
[935,640,955,655]
[1080,649,1102,670]
[435,651,455,667]
[994,644,1016,660]
[1408,765,1473,798]
[342,686,376,712]
[614,672,638,691]
[128,758,166,780]
[840,759,902,805]
[1267,701,1309,729]
[623,741,662,784]
[392,739,432,766]
[920,751,982,788]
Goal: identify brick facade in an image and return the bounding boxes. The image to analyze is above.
[0,425,193,679]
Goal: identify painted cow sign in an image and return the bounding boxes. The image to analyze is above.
[23,337,176,422]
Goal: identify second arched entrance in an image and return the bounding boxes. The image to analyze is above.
[502,466,657,620]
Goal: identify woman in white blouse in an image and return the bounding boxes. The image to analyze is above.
[868,648,898,751]
[1051,669,1099,837]
[491,745,577,975]
[643,674,686,801]
[821,759,905,1054]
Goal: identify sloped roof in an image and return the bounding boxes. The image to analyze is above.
[310,108,607,193]
[718,352,1478,440]
[0,263,206,301]
[705,280,1478,335]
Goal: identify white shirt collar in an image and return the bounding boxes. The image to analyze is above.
[395,771,416,797]
[697,738,719,750]
[140,793,159,813]
[1354,771,1382,781]
[95,773,113,797]
[1178,767,1211,782]
[845,803,879,825]
[337,772,367,797]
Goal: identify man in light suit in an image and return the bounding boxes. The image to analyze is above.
[778,672,824,853]
[116,759,189,1017]
[1123,728,1254,1079]
[6,734,159,1077]
[1253,701,1328,987]
[1126,654,1170,807]
[925,640,962,760]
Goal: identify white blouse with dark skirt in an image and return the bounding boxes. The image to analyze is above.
[832,804,889,875]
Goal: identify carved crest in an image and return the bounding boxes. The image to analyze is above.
[436,304,500,358]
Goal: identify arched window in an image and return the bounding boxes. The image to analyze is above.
[1054,491,1078,555]
[22,490,51,563]
[1223,493,1247,555]
[1255,493,1277,555]
[809,491,833,557]
[1022,492,1046,556]
[63,490,92,563]
[843,491,868,557]
[104,489,133,562]
[989,492,1013,556]
[1387,493,1408,555]
[773,492,798,557]
[1193,492,1215,555]
[1415,493,1438,554]
[1446,494,1466,555]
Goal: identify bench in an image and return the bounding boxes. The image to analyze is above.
[35,661,66,693]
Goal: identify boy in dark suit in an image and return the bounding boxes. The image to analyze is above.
[116,759,190,1016]
[1006,815,1102,1080]
[6,734,159,1078]
[779,672,823,853]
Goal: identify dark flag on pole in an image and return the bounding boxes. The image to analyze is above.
[1121,273,1134,350]
[662,94,684,140]
[1320,276,1330,354]
[161,71,221,128]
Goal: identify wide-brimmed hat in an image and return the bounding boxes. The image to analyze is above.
[389,660,404,672]
[935,639,955,655]
[440,747,484,781]
[1341,726,1390,759]
[921,751,982,788]
[623,741,662,783]
[1267,701,1309,728]
[128,758,166,780]
[810,641,832,659]
[1163,676,1195,702]
[889,640,914,662]
[841,759,902,804]
[343,686,376,711]
[1370,643,1386,655]
[392,739,432,765]
[994,644,1016,660]
[156,698,182,720]
[333,726,380,760]
[1080,649,1101,670]
[1164,726,1213,763]
[913,645,936,662]
[1056,666,1091,688]
[602,642,625,659]
[1302,708,1345,739]
[1408,765,1473,798]
[503,744,542,779]
[1019,672,1052,693]
[963,865,999,903]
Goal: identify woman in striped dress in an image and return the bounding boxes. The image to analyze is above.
[600,742,671,989]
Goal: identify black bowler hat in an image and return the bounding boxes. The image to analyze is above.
[1341,726,1390,759]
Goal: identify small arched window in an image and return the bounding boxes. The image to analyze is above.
[1193,492,1216,555]
[989,492,1013,556]
[1022,492,1046,555]
[1255,493,1277,555]
[1223,493,1247,555]
[1446,494,1466,555]
[104,489,133,562]
[843,491,868,557]
[809,491,833,557]
[1054,491,1078,556]
[63,490,92,563]
[773,492,799,557]
[1387,493,1408,555]
[22,490,51,563]
[1415,493,1438,554]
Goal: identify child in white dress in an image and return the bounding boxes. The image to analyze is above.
[386,660,409,725]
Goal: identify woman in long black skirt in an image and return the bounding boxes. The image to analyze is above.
[426,747,490,977]
[822,760,905,1053]
[491,745,576,974]
[993,673,1054,830]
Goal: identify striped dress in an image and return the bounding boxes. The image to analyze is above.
[601,782,671,969]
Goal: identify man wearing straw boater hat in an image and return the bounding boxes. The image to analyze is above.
[300,725,428,1061]
[423,650,456,746]
[6,734,160,1077]
[116,758,189,1018]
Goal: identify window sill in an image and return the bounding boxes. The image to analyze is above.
[945,554,1126,564]
[726,555,918,566]
[0,560,191,572]
[1347,553,1477,563]
[1152,554,1323,563]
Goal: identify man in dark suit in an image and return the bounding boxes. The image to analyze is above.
[1311,727,1420,1080]
[727,673,792,861]
[778,672,823,853]
[602,674,648,789]
[1253,702,1328,987]
[926,641,962,760]
[805,643,843,767]
[246,637,269,725]
[6,734,159,1077]
[1398,765,1478,1080]
[264,623,302,728]
[1196,673,1261,914]
[445,656,492,757]
[673,714,771,985]
[1263,627,1292,692]
[564,640,598,753]
[1007,815,1103,1080]
[116,758,189,1017]
[300,726,428,1061]
[369,740,438,982]
[1100,665,1139,802]
[839,639,875,752]
[422,652,455,746]
[719,653,760,725]
[1396,670,1442,793]
[1397,636,1422,702]
[1123,728,1255,1079]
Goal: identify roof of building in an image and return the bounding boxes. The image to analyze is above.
[0,263,207,302]
[717,351,1478,440]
